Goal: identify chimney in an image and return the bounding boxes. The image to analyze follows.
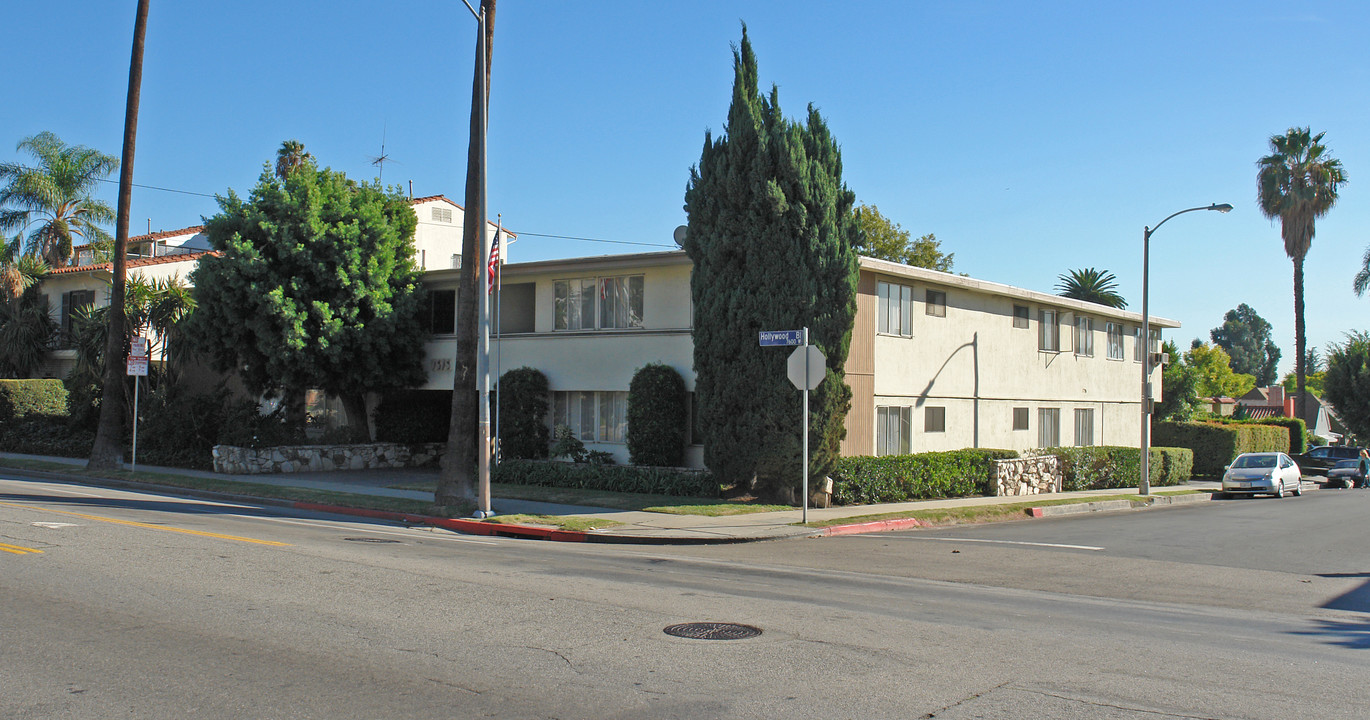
[1285,394,1296,419]
[1268,385,1284,409]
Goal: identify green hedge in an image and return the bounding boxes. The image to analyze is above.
[1153,421,1289,476]
[0,379,68,427]
[1209,416,1307,454]
[1046,446,1192,491]
[830,449,1020,505]
[374,389,452,444]
[626,363,688,467]
[0,417,94,458]
[492,458,719,498]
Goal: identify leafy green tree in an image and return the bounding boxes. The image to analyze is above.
[1185,342,1256,399]
[1322,331,1370,442]
[1055,268,1127,308]
[1156,340,1201,421]
[626,363,688,467]
[0,278,56,378]
[496,367,549,460]
[1210,303,1281,386]
[683,25,859,503]
[854,204,953,271]
[1281,370,1325,397]
[186,157,427,442]
[1257,127,1346,424]
[0,132,118,266]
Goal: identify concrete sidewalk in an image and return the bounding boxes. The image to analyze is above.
[0,451,1229,544]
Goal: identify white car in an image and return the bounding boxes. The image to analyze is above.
[1221,452,1303,498]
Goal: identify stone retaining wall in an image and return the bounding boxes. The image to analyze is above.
[212,442,446,475]
[993,454,1062,496]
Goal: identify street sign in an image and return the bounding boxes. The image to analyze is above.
[787,345,825,390]
[126,356,149,376]
[130,336,148,358]
[759,330,803,347]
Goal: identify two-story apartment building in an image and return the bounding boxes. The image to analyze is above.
[418,251,1177,468]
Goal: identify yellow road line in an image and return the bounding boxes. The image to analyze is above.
[0,542,42,555]
[0,501,290,547]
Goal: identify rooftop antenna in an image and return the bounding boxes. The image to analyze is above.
[369,123,396,182]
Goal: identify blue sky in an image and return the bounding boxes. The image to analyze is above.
[4,1,1368,378]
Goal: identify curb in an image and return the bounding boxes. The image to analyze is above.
[1028,492,1214,518]
[820,517,927,537]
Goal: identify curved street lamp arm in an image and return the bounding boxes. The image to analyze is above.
[1146,203,1232,238]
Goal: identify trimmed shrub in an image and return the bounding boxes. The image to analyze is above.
[374,389,452,444]
[1153,421,1289,476]
[1209,416,1307,454]
[497,367,550,459]
[136,387,231,470]
[493,458,718,498]
[217,401,306,449]
[830,449,1020,505]
[1047,446,1191,491]
[626,363,688,467]
[0,379,68,427]
[0,417,94,457]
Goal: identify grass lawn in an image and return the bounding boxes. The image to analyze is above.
[390,478,790,515]
[802,488,1208,528]
[484,514,625,532]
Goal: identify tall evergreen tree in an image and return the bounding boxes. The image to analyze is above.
[683,26,858,503]
[1210,303,1281,386]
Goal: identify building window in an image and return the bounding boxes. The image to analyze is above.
[1135,327,1162,361]
[431,206,453,223]
[1074,408,1095,447]
[1039,309,1059,352]
[553,391,628,443]
[554,275,644,331]
[1073,316,1093,357]
[924,406,946,433]
[60,290,96,347]
[1106,322,1125,360]
[1038,408,1060,448]
[424,289,456,335]
[1013,407,1030,431]
[925,290,946,317]
[1013,305,1030,329]
[876,406,912,456]
[1150,328,1162,354]
[877,281,914,336]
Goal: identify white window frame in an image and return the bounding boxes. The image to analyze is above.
[924,406,946,433]
[1039,309,1060,352]
[554,275,644,331]
[1073,316,1093,357]
[1074,408,1094,447]
[877,281,915,337]
[876,406,912,455]
[1038,408,1060,448]
[552,390,629,444]
[1106,322,1125,360]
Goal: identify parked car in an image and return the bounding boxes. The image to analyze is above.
[1220,452,1303,498]
[1325,459,1366,489]
[1292,445,1365,477]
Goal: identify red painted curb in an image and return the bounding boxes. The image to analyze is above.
[290,501,588,542]
[1028,507,1046,518]
[821,517,926,536]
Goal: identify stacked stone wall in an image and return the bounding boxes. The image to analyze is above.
[992,454,1062,496]
[212,442,445,475]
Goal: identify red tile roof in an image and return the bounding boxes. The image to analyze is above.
[71,225,207,253]
[47,250,218,275]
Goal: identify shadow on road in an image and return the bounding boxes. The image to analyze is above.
[0,489,410,530]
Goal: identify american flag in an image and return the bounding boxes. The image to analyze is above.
[487,226,501,295]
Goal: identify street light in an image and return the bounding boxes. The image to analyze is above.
[1140,203,1233,495]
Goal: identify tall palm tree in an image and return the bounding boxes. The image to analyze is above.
[275,140,313,181]
[0,131,118,266]
[1055,267,1127,308]
[1257,127,1346,424]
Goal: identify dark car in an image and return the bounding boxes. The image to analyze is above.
[1292,445,1365,477]
[1326,459,1366,489]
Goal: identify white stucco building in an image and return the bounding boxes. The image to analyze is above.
[421,251,1178,467]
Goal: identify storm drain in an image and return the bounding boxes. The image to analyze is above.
[663,622,762,640]
[343,537,401,544]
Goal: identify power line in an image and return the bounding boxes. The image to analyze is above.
[511,231,674,248]
[94,176,218,198]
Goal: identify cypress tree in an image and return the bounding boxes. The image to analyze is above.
[683,26,858,503]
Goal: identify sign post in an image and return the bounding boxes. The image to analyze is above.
[126,337,149,471]
[764,327,826,523]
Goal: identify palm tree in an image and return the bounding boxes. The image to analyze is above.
[0,132,118,266]
[1055,268,1127,308]
[1257,127,1346,424]
[275,140,313,181]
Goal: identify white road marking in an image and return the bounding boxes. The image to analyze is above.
[32,522,79,529]
[871,536,1105,551]
[229,513,499,545]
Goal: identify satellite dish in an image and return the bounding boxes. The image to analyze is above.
[673,225,688,246]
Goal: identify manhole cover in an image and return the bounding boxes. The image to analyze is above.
[343,537,401,544]
[663,622,762,640]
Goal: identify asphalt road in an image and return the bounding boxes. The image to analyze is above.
[2,474,1366,719]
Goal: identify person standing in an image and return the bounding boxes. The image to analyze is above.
[1358,449,1369,489]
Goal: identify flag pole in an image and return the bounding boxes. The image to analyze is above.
[494,213,502,467]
